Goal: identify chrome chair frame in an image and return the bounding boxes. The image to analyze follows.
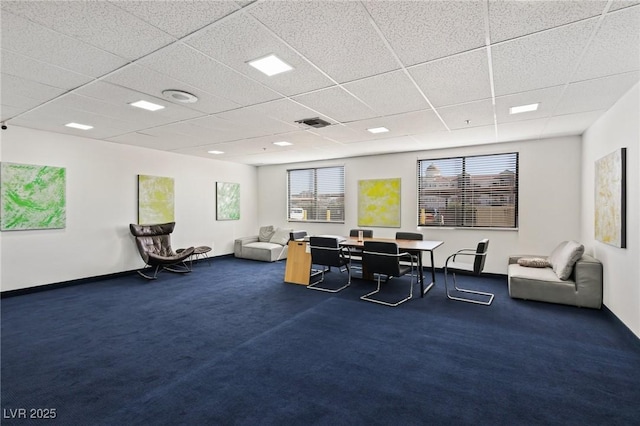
[444,239,493,305]
[308,237,352,293]
[360,242,416,307]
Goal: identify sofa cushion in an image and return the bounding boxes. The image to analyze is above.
[243,242,285,262]
[258,225,275,242]
[549,240,584,280]
[269,227,292,246]
[517,257,550,268]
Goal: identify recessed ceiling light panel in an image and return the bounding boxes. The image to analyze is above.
[248,54,293,76]
[65,122,93,130]
[509,103,539,114]
[130,100,165,111]
[273,141,292,146]
[162,90,198,103]
[367,127,389,134]
[208,150,224,155]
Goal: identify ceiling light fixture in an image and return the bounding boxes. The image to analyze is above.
[367,127,389,134]
[130,100,165,111]
[273,141,292,146]
[207,150,224,155]
[162,90,198,103]
[248,54,293,76]
[65,122,93,130]
[509,103,539,115]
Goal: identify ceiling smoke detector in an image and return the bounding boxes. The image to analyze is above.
[162,90,198,103]
[295,117,331,128]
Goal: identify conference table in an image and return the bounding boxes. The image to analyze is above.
[340,236,444,297]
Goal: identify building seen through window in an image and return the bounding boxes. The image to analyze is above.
[417,153,518,228]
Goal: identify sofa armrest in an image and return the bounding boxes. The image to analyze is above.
[574,254,603,293]
[234,236,259,257]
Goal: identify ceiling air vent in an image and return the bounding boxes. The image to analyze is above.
[295,117,331,128]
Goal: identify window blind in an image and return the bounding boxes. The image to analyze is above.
[417,153,518,228]
[287,166,345,222]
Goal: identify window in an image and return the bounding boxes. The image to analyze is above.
[417,153,518,228]
[287,166,345,222]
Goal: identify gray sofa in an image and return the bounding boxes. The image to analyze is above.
[508,241,603,309]
[234,225,293,262]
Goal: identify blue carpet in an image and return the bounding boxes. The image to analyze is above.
[2,256,639,425]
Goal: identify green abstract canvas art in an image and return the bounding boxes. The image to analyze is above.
[138,175,175,224]
[358,178,401,227]
[1,162,66,231]
[216,182,240,220]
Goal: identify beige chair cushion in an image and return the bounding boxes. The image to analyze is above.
[517,257,550,268]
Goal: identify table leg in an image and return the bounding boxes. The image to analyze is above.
[421,250,436,297]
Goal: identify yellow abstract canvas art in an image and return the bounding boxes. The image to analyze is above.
[358,178,401,227]
[595,148,626,248]
[138,175,175,225]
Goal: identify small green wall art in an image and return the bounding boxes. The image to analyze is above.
[1,162,66,231]
[358,178,401,227]
[216,182,240,220]
[137,175,175,224]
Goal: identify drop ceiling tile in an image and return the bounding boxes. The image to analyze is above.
[249,1,399,83]
[1,92,44,112]
[609,1,640,12]
[573,6,640,81]
[329,135,426,158]
[1,12,128,77]
[110,0,240,38]
[186,13,334,96]
[104,64,240,114]
[342,71,429,116]
[1,104,27,122]
[496,118,546,142]
[436,99,495,130]
[8,104,142,139]
[74,81,205,122]
[1,50,93,90]
[1,73,67,102]
[488,0,606,43]
[310,124,370,144]
[409,48,492,107]
[214,105,300,134]
[293,87,377,123]
[543,110,605,136]
[137,43,280,106]
[365,0,485,66]
[2,1,175,59]
[345,110,447,139]
[555,72,640,115]
[46,93,167,128]
[492,18,597,96]
[107,131,203,151]
[412,125,498,150]
[495,86,565,123]
[244,99,334,128]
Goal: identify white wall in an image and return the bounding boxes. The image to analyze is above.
[1,126,258,292]
[582,83,639,338]
[258,136,583,275]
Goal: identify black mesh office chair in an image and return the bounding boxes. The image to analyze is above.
[360,241,416,307]
[308,236,352,293]
[444,239,493,305]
